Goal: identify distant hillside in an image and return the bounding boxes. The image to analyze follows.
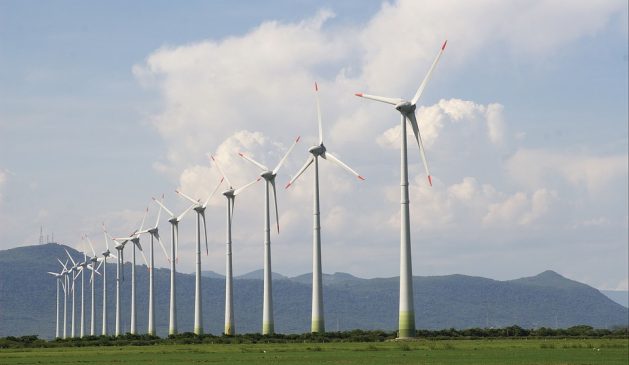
[601,290,628,308]
[0,243,626,339]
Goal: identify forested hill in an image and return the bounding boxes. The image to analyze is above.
[1,243,626,338]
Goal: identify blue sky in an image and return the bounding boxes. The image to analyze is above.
[0,1,627,291]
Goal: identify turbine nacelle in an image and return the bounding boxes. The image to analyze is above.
[222,188,236,198]
[395,101,415,114]
[308,144,326,156]
[260,170,275,180]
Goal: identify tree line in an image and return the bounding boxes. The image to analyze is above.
[1,325,627,349]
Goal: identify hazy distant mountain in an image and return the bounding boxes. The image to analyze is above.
[236,269,289,281]
[1,243,627,339]
[200,270,224,279]
[601,290,628,308]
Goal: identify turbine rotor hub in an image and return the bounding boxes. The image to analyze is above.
[308,144,326,156]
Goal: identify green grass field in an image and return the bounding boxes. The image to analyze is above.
[0,339,627,365]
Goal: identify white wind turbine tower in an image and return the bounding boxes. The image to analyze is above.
[47,264,66,338]
[152,197,196,336]
[105,224,129,338]
[286,82,365,334]
[57,259,69,339]
[111,210,149,335]
[239,136,300,334]
[84,234,102,336]
[136,201,170,336]
[355,40,447,338]
[98,228,117,336]
[65,249,79,338]
[75,253,90,338]
[175,177,224,335]
[210,154,261,336]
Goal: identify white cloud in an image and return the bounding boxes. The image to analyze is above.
[506,149,628,195]
[128,1,627,281]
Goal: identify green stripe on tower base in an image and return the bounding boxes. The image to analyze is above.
[262,321,274,335]
[311,318,325,334]
[398,311,416,338]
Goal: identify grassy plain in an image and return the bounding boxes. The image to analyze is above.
[0,338,627,365]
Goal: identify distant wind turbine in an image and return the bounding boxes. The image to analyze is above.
[153,197,196,336]
[47,263,66,339]
[239,136,300,334]
[176,177,224,335]
[355,40,447,338]
[84,234,102,336]
[286,82,365,334]
[210,154,260,336]
[111,210,149,335]
[136,200,170,336]
[98,226,117,336]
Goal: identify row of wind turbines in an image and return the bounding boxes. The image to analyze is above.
[48,40,447,339]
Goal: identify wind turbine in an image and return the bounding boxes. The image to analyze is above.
[136,200,170,336]
[84,234,102,336]
[75,253,90,338]
[152,197,196,336]
[354,40,447,338]
[111,209,149,335]
[57,259,69,339]
[47,264,66,339]
[175,177,224,335]
[65,249,79,338]
[285,82,365,334]
[99,226,116,336]
[239,136,300,334]
[104,224,128,338]
[210,154,260,336]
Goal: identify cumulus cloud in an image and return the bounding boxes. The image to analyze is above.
[506,149,628,195]
[128,0,627,282]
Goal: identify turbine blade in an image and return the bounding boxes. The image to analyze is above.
[155,231,171,263]
[323,152,365,181]
[153,196,174,219]
[210,155,233,188]
[65,249,77,266]
[121,249,125,281]
[285,155,314,189]
[201,211,209,256]
[154,195,163,228]
[176,203,197,222]
[270,178,280,234]
[411,40,447,106]
[202,177,224,208]
[315,82,323,144]
[109,253,117,259]
[354,93,403,105]
[47,272,58,276]
[272,136,301,175]
[85,235,97,256]
[137,241,149,267]
[102,223,110,251]
[407,113,432,186]
[175,189,201,206]
[238,152,268,171]
[175,224,179,262]
[233,177,261,196]
[138,207,149,233]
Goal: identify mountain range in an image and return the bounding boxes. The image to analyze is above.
[0,243,626,339]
